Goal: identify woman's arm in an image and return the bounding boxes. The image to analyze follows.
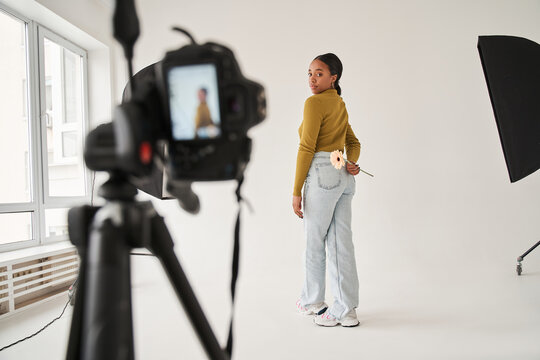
[292,98,323,218]
[345,124,360,163]
[293,97,323,196]
[345,124,361,175]
[292,196,303,218]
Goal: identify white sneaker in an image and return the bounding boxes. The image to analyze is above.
[296,299,328,316]
[340,309,360,327]
[314,309,359,327]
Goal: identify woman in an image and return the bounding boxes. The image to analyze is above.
[293,53,361,327]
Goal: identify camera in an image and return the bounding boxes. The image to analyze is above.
[85,29,266,191]
[66,2,263,358]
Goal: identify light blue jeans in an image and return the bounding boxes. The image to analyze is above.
[299,151,359,320]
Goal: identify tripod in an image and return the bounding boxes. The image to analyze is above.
[65,172,229,360]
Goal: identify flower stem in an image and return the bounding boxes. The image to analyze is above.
[359,168,374,177]
[345,159,374,177]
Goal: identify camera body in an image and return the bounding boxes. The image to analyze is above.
[86,39,266,188]
[156,42,266,181]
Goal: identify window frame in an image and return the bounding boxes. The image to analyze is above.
[37,26,90,205]
[0,4,91,251]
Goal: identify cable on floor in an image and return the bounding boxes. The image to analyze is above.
[0,281,76,352]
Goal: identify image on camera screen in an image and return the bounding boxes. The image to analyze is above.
[168,64,222,141]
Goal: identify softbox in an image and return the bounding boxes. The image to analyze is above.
[478,35,540,182]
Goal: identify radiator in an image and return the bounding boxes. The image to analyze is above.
[0,246,79,318]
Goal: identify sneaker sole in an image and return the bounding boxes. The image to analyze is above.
[314,319,360,327]
[314,321,338,327]
[298,306,328,316]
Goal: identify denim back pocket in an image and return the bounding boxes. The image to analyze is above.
[315,162,341,190]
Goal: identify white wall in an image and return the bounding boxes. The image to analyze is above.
[109,0,540,352]
[7,0,540,356]
[121,0,540,274]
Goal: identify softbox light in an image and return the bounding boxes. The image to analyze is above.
[478,35,540,182]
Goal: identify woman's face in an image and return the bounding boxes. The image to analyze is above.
[308,59,337,94]
[198,89,207,102]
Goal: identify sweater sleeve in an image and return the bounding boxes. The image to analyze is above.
[345,124,361,163]
[293,97,323,196]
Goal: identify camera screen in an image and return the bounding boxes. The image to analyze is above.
[167,64,222,141]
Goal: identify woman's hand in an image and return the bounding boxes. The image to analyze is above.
[346,162,360,175]
[292,196,303,218]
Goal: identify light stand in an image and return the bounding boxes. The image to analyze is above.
[517,241,540,275]
[478,35,540,275]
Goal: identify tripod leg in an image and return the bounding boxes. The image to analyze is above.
[65,247,86,360]
[66,205,98,360]
[80,207,135,360]
[149,213,229,360]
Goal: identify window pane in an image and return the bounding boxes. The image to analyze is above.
[63,49,83,124]
[62,131,78,157]
[45,208,68,237]
[0,212,33,245]
[0,11,31,204]
[43,37,86,197]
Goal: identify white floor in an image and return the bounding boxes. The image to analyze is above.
[1,249,539,360]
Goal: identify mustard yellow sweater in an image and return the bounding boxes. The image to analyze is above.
[293,89,360,196]
[195,102,212,130]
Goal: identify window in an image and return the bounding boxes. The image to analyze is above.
[0,6,90,251]
[40,29,88,199]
